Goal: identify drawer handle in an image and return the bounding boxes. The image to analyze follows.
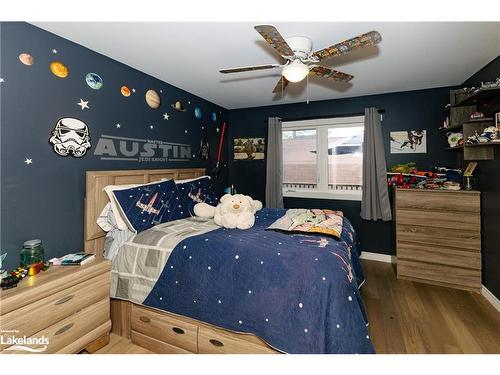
[54,295,75,305]
[54,323,74,336]
[139,316,151,323]
[172,327,185,335]
[209,339,224,347]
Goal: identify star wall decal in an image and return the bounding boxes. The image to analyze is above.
[132,88,136,93]
[116,123,121,128]
[160,89,163,93]
[150,125,154,129]
[77,99,89,110]
[163,113,170,120]
[216,127,220,133]
[52,49,58,54]
[24,158,33,165]
[0,78,4,83]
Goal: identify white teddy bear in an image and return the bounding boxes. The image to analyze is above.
[194,194,263,230]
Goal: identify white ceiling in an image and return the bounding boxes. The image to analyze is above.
[33,22,500,109]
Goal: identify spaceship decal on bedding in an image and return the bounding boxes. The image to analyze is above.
[49,117,91,158]
[136,193,161,215]
[188,188,204,203]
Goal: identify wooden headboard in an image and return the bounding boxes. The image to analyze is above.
[84,168,206,257]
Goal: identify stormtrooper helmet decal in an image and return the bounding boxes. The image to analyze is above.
[49,117,91,158]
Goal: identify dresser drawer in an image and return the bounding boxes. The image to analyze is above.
[397,242,481,270]
[396,209,480,232]
[396,224,480,251]
[2,298,110,354]
[0,272,109,349]
[397,259,481,292]
[131,305,198,353]
[198,326,276,354]
[395,190,480,213]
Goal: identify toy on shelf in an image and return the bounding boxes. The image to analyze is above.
[387,163,461,190]
[469,112,485,120]
[447,132,463,147]
[465,126,499,145]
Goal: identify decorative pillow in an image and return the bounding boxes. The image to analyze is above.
[112,179,188,233]
[266,209,344,240]
[175,176,219,215]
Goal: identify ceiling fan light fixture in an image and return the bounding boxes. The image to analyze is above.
[282,60,310,83]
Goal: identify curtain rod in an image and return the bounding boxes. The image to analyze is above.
[265,109,385,124]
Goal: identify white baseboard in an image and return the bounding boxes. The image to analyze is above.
[481,285,500,313]
[360,251,396,263]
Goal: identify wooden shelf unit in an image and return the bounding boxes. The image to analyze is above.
[454,87,500,107]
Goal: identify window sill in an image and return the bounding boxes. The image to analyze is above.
[283,189,362,201]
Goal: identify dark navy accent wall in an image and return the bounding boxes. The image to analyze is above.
[227,87,460,255]
[0,22,228,271]
[462,55,500,299]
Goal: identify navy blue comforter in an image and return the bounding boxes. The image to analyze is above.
[143,208,374,354]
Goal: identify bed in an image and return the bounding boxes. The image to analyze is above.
[84,168,373,354]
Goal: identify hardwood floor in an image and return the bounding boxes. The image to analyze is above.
[362,259,500,354]
[94,333,154,354]
[94,259,500,354]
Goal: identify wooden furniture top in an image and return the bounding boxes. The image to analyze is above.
[395,188,480,194]
[0,259,111,315]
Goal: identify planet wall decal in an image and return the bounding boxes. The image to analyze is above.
[50,61,69,78]
[121,85,131,97]
[194,107,202,119]
[19,53,35,66]
[171,101,186,112]
[85,73,103,90]
[211,112,217,122]
[145,89,161,109]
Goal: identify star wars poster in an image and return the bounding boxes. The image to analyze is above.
[390,130,427,154]
[233,137,265,161]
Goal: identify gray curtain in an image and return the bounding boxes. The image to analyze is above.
[361,108,392,221]
[265,117,284,208]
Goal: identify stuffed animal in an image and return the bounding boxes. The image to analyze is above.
[194,194,263,230]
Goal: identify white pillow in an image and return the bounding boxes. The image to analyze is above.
[97,202,118,232]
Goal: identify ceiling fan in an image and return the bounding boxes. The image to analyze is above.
[220,25,382,94]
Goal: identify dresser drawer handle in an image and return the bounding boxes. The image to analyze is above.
[209,339,224,347]
[172,327,185,334]
[54,295,75,305]
[139,316,151,323]
[54,323,74,336]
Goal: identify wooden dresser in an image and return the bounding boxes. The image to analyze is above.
[394,188,481,292]
[0,259,111,354]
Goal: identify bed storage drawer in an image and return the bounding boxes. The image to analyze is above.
[0,272,109,350]
[198,326,277,354]
[2,298,110,354]
[131,305,197,353]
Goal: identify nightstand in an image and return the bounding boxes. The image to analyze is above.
[0,258,111,354]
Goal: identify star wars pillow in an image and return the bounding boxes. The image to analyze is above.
[112,179,189,233]
[266,209,344,240]
[175,176,219,216]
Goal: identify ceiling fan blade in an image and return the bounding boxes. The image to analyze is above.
[309,66,354,82]
[272,76,289,94]
[312,31,382,61]
[219,64,281,74]
[254,25,295,58]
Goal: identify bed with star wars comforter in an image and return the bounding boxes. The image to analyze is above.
[109,208,373,354]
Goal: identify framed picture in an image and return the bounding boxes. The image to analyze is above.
[463,162,478,177]
[233,137,265,161]
[390,130,427,154]
[495,112,500,131]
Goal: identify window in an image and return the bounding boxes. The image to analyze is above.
[282,116,364,200]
